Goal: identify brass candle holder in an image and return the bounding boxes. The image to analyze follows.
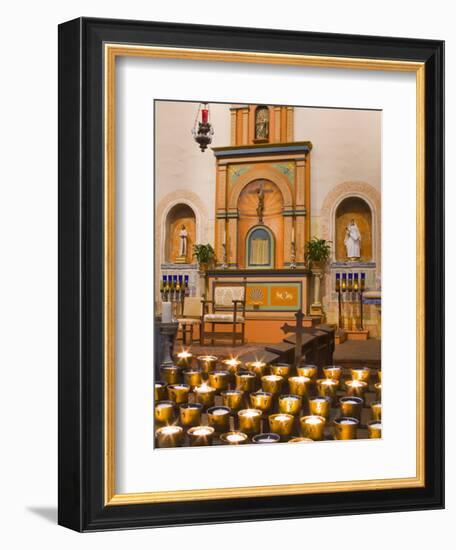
[207,406,231,433]
[221,358,242,376]
[160,365,181,385]
[278,394,302,416]
[339,396,364,422]
[368,420,382,439]
[179,403,203,427]
[296,364,318,381]
[269,413,295,440]
[194,383,216,409]
[374,382,382,399]
[154,381,167,401]
[245,360,269,380]
[252,433,280,444]
[220,431,248,445]
[333,417,359,440]
[308,396,331,420]
[289,376,312,398]
[261,374,284,395]
[238,408,262,435]
[289,437,313,443]
[155,425,183,448]
[323,366,342,381]
[221,389,244,414]
[250,391,274,414]
[167,383,191,404]
[351,367,371,383]
[270,363,292,381]
[208,370,231,393]
[183,368,203,389]
[235,371,258,393]
[175,350,193,368]
[187,425,215,446]
[300,415,326,441]
[197,355,218,377]
[371,401,382,421]
[345,379,368,399]
[377,370,382,383]
[154,400,176,424]
[317,378,340,403]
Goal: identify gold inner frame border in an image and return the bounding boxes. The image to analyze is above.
[103,44,425,506]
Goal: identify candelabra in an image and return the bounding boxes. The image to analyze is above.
[335,271,365,331]
[289,240,297,269]
[160,274,189,320]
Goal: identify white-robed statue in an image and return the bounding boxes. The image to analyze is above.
[344,219,361,259]
[178,224,188,258]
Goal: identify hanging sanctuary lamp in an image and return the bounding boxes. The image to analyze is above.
[191,102,214,152]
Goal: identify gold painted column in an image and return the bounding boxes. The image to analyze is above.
[227,211,238,267]
[295,158,307,265]
[283,210,293,265]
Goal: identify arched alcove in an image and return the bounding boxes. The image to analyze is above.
[335,197,372,261]
[165,203,196,263]
[246,226,275,268]
[237,179,283,268]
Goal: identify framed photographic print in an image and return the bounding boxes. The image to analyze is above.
[58,17,444,531]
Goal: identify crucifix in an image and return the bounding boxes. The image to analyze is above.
[281,310,306,366]
[249,181,273,224]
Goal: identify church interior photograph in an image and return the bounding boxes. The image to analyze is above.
[154,100,382,448]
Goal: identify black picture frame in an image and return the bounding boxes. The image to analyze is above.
[58,17,444,532]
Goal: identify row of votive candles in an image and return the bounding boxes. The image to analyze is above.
[335,272,366,292]
[160,274,189,292]
[155,353,382,447]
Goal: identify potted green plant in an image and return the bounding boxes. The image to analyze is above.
[304,237,332,271]
[192,243,216,272]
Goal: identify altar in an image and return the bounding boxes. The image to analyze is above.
[205,268,312,343]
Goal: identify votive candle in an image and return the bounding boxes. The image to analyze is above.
[208,370,231,392]
[297,364,318,380]
[179,403,203,427]
[194,383,216,408]
[345,379,368,399]
[167,383,191,404]
[252,433,280,444]
[197,355,218,376]
[175,350,193,368]
[317,378,340,402]
[351,367,371,383]
[371,401,382,421]
[278,394,302,416]
[339,396,364,421]
[334,417,359,440]
[308,396,331,419]
[220,431,248,445]
[368,420,382,439]
[235,371,258,393]
[154,400,175,424]
[238,408,262,435]
[154,381,167,401]
[207,406,231,433]
[221,389,244,413]
[261,374,284,395]
[155,425,183,448]
[300,415,326,441]
[183,368,203,389]
[270,363,292,380]
[187,426,215,446]
[250,391,274,414]
[269,413,295,440]
[323,366,342,380]
[160,365,181,385]
[289,375,312,397]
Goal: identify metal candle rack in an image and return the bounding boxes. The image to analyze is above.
[335,272,366,331]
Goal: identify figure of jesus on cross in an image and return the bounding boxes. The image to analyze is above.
[249,180,273,224]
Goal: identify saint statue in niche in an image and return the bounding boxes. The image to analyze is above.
[344,219,361,260]
[178,224,188,258]
[255,107,269,140]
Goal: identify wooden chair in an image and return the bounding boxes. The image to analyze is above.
[176,296,202,345]
[201,285,246,346]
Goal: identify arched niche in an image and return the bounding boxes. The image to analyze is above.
[165,203,196,264]
[335,196,372,262]
[237,179,283,268]
[246,225,275,268]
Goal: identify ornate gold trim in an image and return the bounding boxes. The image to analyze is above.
[104,44,426,506]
